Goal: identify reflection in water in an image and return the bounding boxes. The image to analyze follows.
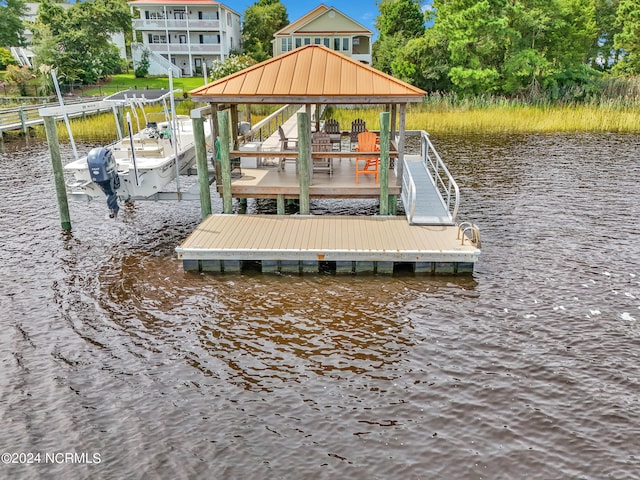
[1,134,639,479]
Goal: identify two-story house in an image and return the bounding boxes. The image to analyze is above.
[128,0,241,77]
[272,5,373,65]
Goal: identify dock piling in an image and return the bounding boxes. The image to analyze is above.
[379,111,390,215]
[192,115,212,219]
[297,111,311,215]
[43,116,71,231]
[217,110,233,214]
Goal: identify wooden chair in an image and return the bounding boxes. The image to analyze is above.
[278,126,298,171]
[323,119,342,149]
[350,118,367,143]
[355,131,379,184]
[311,132,333,175]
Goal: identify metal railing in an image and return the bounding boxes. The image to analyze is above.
[241,104,300,143]
[401,161,417,223]
[420,130,460,222]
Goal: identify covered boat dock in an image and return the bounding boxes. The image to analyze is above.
[178,45,480,274]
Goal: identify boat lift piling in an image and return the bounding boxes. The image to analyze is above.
[43,115,71,232]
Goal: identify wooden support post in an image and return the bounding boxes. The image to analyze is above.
[391,104,397,140]
[297,111,310,215]
[245,104,251,127]
[230,105,239,149]
[192,115,212,219]
[19,105,27,135]
[379,111,390,215]
[397,104,406,186]
[217,110,233,214]
[44,116,71,231]
[277,194,285,215]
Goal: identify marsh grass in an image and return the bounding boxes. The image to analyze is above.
[30,103,197,142]
[329,102,640,134]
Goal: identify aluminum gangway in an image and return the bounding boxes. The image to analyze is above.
[401,131,459,226]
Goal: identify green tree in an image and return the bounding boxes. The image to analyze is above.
[242,0,288,62]
[373,0,425,74]
[0,0,28,47]
[5,64,33,95]
[424,0,600,96]
[32,0,131,84]
[613,0,640,74]
[0,47,19,69]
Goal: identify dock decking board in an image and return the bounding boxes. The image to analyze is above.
[176,214,480,274]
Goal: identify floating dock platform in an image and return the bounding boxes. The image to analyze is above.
[176,214,480,274]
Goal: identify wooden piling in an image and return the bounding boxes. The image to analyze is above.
[43,116,71,231]
[297,112,310,215]
[217,110,233,214]
[379,111,390,215]
[192,116,212,219]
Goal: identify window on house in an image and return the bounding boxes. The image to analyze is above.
[227,12,231,25]
[295,37,302,48]
[199,34,219,44]
[281,37,292,52]
[150,34,167,44]
[174,9,185,20]
[333,38,340,50]
[342,38,349,51]
[323,38,330,47]
[314,38,321,45]
[304,37,311,45]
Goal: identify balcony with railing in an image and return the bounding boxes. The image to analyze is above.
[134,19,221,31]
[146,43,221,54]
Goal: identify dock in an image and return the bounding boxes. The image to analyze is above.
[176,214,479,274]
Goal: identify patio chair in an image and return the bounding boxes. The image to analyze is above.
[355,131,379,184]
[311,132,333,175]
[278,126,298,171]
[323,119,342,149]
[350,118,367,143]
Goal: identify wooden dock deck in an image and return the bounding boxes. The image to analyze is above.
[176,214,480,274]
[225,155,401,199]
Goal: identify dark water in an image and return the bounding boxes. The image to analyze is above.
[1,133,639,479]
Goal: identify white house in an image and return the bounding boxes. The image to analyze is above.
[128,0,241,78]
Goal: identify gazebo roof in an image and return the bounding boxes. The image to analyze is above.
[190,45,426,104]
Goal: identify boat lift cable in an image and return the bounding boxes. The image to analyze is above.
[51,69,78,161]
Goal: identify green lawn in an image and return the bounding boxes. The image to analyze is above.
[81,73,209,97]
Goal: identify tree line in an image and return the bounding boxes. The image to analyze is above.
[1,0,638,102]
[374,0,638,100]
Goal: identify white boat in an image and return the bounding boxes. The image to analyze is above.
[64,89,210,214]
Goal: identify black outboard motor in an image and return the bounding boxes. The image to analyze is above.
[87,147,120,218]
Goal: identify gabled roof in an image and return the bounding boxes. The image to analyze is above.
[190,45,426,104]
[274,4,372,36]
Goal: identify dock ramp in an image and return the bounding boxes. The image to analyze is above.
[401,132,459,226]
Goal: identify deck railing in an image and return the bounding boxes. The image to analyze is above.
[420,130,460,221]
[241,104,300,143]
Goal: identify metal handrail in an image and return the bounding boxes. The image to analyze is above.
[401,158,417,223]
[420,131,460,222]
[457,221,481,247]
[241,104,299,143]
